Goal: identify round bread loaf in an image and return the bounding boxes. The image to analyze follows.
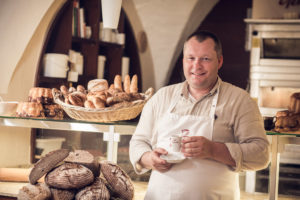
[17,183,51,200]
[100,160,134,200]
[50,188,75,200]
[75,177,110,200]
[45,163,94,189]
[88,79,109,93]
[64,150,101,177]
[29,149,70,185]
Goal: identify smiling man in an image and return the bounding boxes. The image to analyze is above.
[129,30,270,200]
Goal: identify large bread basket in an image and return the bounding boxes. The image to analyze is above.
[52,88,154,122]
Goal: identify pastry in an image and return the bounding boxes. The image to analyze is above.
[43,104,64,119]
[84,100,96,109]
[77,85,86,94]
[114,75,123,92]
[29,149,70,184]
[17,183,51,200]
[100,160,134,200]
[92,97,106,109]
[106,92,131,106]
[68,92,85,107]
[16,102,45,118]
[60,85,69,96]
[28,87,53,104]
[64,150,100,177]
[69,87,76,93]
[75,177,110,200]
[50,188,75,200]
[123,75,130,94]
[88,79,109,92]
[130,74,138,93]
[45,163,94,189]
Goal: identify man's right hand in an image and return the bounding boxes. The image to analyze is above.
[139,148,172,172]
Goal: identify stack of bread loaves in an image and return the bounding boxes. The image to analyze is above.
[274,92,300,132]
[16,87,64,119]
[18,149,134,200]
[57,74,144,110]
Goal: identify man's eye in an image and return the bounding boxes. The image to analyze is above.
[201,57,211,62]
[187,57,194,61]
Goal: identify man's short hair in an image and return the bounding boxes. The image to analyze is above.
[184,30,223,58]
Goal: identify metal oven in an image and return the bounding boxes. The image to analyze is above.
[245,19,300,117]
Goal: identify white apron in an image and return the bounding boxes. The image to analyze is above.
[145,85,240,200]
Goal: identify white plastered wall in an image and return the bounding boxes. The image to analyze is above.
[0,0,217,166]
[0,0,66,167]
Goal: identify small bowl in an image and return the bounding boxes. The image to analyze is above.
[0,101,18,116]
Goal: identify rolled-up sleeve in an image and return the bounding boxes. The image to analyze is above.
[226,95,270,172]
[129,94,158,174]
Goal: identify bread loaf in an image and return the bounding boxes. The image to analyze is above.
[50,188,75,200]
[17,183,51,200]
[100,160,134,200]
[29,149,70,185]
[75,177,110,200]
[88,79,109,92]
[45,163,94,189]
[64,150,100,177]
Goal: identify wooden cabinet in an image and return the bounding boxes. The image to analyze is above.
[35,0,142,90]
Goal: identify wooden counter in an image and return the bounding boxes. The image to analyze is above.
[0,181,147,200]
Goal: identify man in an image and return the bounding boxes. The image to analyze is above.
[129,30,270,200]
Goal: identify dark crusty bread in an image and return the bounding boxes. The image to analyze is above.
[29,149,70,184]
[17,183,51,200]
[64,150,101,177]
[75,177,110,200]
[50,187,75,200]
[100,160,134,200]
[45,163,94,189]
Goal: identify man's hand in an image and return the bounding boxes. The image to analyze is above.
[181,136,213,159]
[140,148,172,172]
[181,136,236,167]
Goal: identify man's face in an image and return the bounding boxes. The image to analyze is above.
[183,37,223,91]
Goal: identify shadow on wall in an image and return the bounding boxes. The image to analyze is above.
[168,0,252,90]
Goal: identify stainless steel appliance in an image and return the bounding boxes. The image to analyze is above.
[245,19,300,117]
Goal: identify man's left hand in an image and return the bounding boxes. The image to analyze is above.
[181,136,213,159]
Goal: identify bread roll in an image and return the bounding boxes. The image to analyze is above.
[114,75,123,92]
[77,85,86,93]
[69,87,76,93]
[60,85,69,96]
[88,79,109,92]
[130,74,138,93]
[17,183,51,200]
[106,92,131,106]
[123,75,130,94]
[92,97,106,109]
[68,92,85,107]
[45,163,94,190]
[84,100,95,109]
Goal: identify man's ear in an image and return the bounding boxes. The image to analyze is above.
[218,55,223,70]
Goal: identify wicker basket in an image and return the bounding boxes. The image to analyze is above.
[52,88,154,123]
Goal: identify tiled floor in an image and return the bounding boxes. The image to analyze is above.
[133,182,300,200]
